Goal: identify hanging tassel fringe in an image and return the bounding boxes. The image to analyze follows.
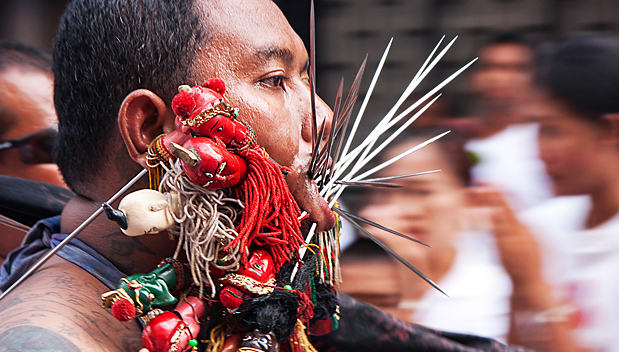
[224,147,304,270]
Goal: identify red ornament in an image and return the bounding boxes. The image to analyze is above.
[112,298,136,322]
[219,286,245,310]
[171,91,196,117]
[236,249,275,283]
[141,297,204,352]
[203,78,226,95]
[177,137,248,189]
[163,80,304,269]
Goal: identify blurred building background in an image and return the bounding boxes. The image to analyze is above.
[313,0,619,143]
[3,0,618,211]
[3,0,618,122]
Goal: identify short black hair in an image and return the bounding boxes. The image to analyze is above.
[0,40,52,74]
[536,35,619,122]
[53,0,208,192]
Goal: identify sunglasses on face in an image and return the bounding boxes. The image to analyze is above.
[0,127,57,164]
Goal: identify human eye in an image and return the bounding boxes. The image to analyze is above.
[258,73,287,90]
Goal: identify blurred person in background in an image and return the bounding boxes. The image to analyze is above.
[472,35,619,352]
[465,33,552,210]
[0,40,65,187]
[344,129,514,342]
[523,34,619,352]
[0,40,69,265]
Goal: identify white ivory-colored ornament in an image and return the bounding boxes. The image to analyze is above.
[118,189,176,237]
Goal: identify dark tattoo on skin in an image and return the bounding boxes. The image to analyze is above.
[102,231,156,273]
[0,267,143,351]
[0,326,80,351]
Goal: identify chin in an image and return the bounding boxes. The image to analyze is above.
[286,170,336,233]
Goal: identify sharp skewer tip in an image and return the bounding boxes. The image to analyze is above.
[333,208,447,296]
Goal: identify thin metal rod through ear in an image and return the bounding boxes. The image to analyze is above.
[0,168,148,301]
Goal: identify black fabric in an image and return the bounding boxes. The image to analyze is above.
[0,175,73,226]
[311,293,534,352]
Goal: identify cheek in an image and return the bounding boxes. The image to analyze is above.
[228,89,300,166]
[540,134,593,169]
[0,157,65,188]
[429,193,459,219]
[428,192,461,229]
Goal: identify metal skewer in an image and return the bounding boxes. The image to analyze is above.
[0,168,147,300]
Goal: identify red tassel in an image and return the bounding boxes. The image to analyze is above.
[203,78,226,95]
[293,289,314,323]
[224,147,304,270]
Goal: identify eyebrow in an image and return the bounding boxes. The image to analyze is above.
[254,47,295,66]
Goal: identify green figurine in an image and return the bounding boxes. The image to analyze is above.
[101,259,188,321]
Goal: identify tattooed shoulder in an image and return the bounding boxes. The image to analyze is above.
[0,325,80,351]
[0,256,142,351]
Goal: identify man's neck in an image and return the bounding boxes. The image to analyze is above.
[475,103,523,139]
[60,195,177,275]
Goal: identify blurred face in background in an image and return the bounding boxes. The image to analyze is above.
[536,91,607,196]
[471,42,534,109]
[359,139,464,257]
[0,68,65,187]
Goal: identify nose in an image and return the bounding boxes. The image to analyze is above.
[301,93,333,148]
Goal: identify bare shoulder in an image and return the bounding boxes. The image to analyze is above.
[0,256,142,351]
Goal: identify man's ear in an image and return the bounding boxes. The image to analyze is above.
[118,89,175,168]
[602,113,619,148]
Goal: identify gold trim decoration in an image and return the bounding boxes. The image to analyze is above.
[169,324,189,352]
[221,273,276,295]
[101,287,133,309]
[181,100,237,128]
[121,278,145,317]
[147,134,171,189]
[138,308,164,325]
[290,319,318,352]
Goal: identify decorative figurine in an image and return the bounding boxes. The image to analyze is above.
[140,296,205,352]
[102,259,190,321]
[236,329,279,352]
[102,79,332,352]
[219,249,276,311]
[103,189,177,237]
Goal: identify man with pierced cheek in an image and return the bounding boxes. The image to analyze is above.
[0,0,530,351]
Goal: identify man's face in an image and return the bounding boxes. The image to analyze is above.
[359,141,463,256]
[0,69,65,187]
[536,92,605,196]
[470,43,533,108]
[192,0,335,231]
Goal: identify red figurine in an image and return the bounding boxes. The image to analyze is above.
[140,296,205,352]
[219,249,276,311]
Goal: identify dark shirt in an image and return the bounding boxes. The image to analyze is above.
[0,216,124,292]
